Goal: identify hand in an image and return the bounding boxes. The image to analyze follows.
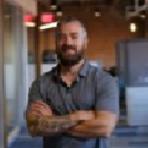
[26,100,53,125]
[70,110,95,121]
[28,100,52,116]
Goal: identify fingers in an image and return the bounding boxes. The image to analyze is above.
[78,111,94,121]
[31,100,51,110]
[30,103,52,114]
[29,107,51,116]
[30,100,51,111]
[28,100,53,117]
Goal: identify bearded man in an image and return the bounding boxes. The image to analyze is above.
[26,16,119,148]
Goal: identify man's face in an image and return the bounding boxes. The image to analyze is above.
[56,21,87,66]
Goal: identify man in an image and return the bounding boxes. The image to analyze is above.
[26,16,119,148]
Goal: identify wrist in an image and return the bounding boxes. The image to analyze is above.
[69,113,77,121]
[69,112,84,121]
[70,110,95,121]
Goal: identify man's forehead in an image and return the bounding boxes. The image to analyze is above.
[60,21,83,32]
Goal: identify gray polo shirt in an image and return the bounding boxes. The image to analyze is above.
[28,60,119,148]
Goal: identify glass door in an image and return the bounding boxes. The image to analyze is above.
[0,0,6,147]
[3,1,28,146]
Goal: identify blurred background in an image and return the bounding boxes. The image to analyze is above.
[0,0,148,148]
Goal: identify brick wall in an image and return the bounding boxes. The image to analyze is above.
[28,5,147,67]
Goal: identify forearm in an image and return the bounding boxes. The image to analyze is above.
[67,111,118,138]
[67,122,112,138]
[27,114,79,137]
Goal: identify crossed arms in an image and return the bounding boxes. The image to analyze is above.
[26,100,118,138]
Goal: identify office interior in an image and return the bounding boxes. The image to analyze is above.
[0,0,148,148]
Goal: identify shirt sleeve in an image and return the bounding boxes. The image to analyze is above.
[28,78,46,106]
[95,70,119,116]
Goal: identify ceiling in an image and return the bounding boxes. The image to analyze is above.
[39,0,148,19]
[39,0,133,15]
[45,0,138,12]
[41,0,145,7]
[55,0,116,5]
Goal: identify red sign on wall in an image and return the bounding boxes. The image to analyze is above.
[41,12,55,23]
[24,15,35,22]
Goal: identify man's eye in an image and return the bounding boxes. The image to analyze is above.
[60,34,66,39]
[72,35,78,39]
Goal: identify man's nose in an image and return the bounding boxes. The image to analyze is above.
[65,36,73,45]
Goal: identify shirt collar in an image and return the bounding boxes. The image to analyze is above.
[79,60,90,77]
[52,64,60,80]
[52,60,90,79]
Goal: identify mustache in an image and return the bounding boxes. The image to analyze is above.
[61,44,76,51]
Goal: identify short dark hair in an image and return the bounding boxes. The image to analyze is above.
[56,16,87,38]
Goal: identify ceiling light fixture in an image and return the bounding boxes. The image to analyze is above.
[50,0,57,11]
[39,22,57,30]
[130,22,137,32]
[25,22,36,27]
[94,8,101,17]
[56,6,63,17]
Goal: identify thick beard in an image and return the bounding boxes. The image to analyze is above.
[57,51,84,66]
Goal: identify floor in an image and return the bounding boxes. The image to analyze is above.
[8,124,148,148]
[111,125,148,148]
[8,126,43,148]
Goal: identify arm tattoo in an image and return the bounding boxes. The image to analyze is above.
[36,115,79,136]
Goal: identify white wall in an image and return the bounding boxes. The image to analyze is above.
[28,64,56,89]
[6,0,37,15]
[0,0,5,147]
[126,87,148,125]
